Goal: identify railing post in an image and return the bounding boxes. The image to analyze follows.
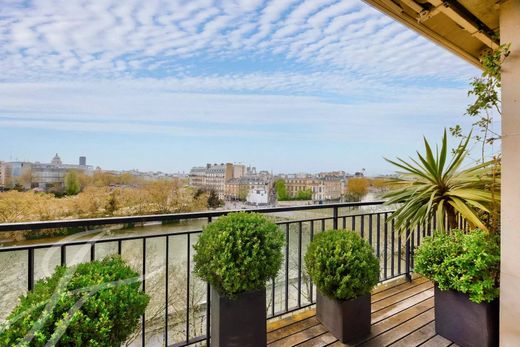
[332,206,338,229]
[27,248,34,291]
[405,228,412,282]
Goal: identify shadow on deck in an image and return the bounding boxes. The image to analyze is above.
[266,277,458,347]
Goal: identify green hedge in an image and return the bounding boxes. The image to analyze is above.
[305,230,380,300]
[0,256,149,346]
[415,229,500,303]
[193,212,284,297]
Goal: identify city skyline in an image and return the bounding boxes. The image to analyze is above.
[0,153,369,177]
[0,0,497,174]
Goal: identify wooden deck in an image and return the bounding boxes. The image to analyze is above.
[266,277,458,347]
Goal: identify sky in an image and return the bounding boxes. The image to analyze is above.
[0,0,489,175]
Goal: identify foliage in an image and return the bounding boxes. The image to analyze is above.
[370,178,390,191]
[345,178,369,201]
[275,179,312,201]
[238,185,249,201]
[304,230,379,300]
[0,181,208,224]
[450,44,510,163]
[295,189,312,200]
[207,190,224,208]
[193,212,284,298]
[415,230,500,303]
[0,256,149,346]
[274,179,289,201]
[384,130,500,233]
[64,171,81,195]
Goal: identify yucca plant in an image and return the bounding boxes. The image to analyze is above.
[384,130,500,233]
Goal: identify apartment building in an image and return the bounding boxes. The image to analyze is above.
[279,172,344,202]
[189,163,245,199]
[225,174,272,201]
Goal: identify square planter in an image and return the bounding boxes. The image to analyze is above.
[211,287,266,347]
[434,285,499,347]
[316,291,371,343]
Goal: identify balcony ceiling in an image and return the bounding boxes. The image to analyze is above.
[362,0,500,69]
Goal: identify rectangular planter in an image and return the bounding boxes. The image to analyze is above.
[316,291,371,343]
[211,287,266,347]
[434,285,499,347]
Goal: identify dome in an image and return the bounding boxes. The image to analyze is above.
[51,153,62,166]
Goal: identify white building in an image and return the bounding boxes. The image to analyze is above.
[246,187,269,206]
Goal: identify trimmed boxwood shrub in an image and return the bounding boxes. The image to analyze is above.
[415,229,500,303]
[0,256,149,346]
[305,230,380,300]
[193,212,284,297]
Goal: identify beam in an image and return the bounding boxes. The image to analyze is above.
[425,0,499,49]
[362,0,482,67]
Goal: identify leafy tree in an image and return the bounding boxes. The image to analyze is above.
[238,185,249,201]
[345,178,369,201]
[274,179,289,201]
[64,170,81,195]
[384,130,500,233]
[295,189,312,200]
[207,190,223,208]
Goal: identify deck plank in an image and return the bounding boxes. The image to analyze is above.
[372,277,429,302]
[371,288,434,324]
[388,321,436,346]
[268,317,320,344]
[358,309,435,347]
[371,281,433,313]
[295,332,338,347]
[419,334,453,347]
[349,297,434,345]
[269,325,328,347]
[268,309,316,333]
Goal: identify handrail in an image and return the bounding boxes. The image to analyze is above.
[0,200,386,232]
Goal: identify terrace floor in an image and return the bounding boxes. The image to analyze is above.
[266,277,458,347]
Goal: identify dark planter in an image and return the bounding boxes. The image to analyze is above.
[434,285,499,347]
[316,291,371,343]
[211,287,266,347]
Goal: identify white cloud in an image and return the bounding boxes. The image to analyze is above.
[0,76,476,145]
[0,0,476,81]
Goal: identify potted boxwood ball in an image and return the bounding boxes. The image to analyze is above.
[305,229,379,342]
[193,212,284,347]
[415,229,500,347]
[0,256,149,346]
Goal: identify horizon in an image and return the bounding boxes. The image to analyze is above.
[0,0,498,175]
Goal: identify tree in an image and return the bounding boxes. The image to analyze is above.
[384,130,500,233]
[274,179,289,201]
[64,171,81,195]
[345,178,369,201]
[207,190,223,208]
[295,189,312,200]
[238,185,249,201]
